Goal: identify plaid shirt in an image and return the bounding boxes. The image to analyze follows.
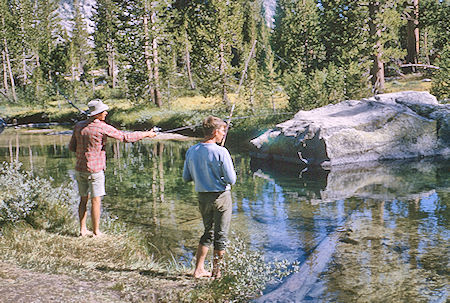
[69,119,145,172]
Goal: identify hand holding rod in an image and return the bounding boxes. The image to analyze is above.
[221,104,235,147]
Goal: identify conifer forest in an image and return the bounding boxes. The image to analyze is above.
[0,0,448,111]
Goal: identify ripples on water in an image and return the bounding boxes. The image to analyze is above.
[0,128,448,302]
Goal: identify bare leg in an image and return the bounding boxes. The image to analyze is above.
[212,250,225,279]
[91,196,102,236]
[194,244,211,278]
[78,195,91,236]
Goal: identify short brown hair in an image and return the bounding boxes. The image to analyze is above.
[202,116,226,137]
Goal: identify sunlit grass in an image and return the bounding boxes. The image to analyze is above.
[0,223,195,301]
[385,75,432,93]
[0,223,162,274]
[167,95,222,111]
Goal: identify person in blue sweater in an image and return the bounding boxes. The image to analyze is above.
[183,116,237,279]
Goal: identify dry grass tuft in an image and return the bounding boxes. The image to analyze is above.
[0,224,195,301]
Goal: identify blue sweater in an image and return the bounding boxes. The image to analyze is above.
[183,143,236,192]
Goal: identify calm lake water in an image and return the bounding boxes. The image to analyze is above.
[0,127,448,302]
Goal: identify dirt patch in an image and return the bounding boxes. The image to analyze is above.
[0,260,196,303]
[0,227,197,302]
[0,261,124,303]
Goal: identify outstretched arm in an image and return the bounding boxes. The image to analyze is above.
[103,124,156,142]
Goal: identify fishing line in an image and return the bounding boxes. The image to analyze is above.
[154,111,294,134]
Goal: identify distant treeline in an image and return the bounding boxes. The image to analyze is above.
[0,0,448,110]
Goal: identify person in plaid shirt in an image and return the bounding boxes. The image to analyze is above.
[69,99,156,237]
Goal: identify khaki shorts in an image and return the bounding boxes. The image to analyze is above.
[75,170,106,198]
[198,191,232,251]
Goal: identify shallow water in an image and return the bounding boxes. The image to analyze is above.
[0,128,448,302]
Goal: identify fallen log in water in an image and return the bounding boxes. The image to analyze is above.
[254,211,360,303]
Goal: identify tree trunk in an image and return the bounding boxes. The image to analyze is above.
[2,51,8,93]
[1,16,16,101]
[219,42,231,107]
[111,48,117,88]
[249,82,255,114]
[35,53,41,96]
[20,13,28,85]
[151,8,162,107]
[368,1,385,93]
[3,39,17,101]
[185,31,195,90]
[143,1,156,104]
[406,0,419,72]
[22,51,28,84]
[107,41,117,88]
[268,48,276,113]
[236,39,257,95]
[424,29,430,65]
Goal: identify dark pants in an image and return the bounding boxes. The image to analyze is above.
[198,191,232,251]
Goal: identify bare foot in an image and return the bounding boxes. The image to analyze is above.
[80,230,93,237]
[193,269,212,278]
[212,267,221,280]
[93,231,105,237]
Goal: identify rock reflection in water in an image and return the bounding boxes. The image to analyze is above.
[250,157,448,203]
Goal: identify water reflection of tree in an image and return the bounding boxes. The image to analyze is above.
[321,193,448,302]
[0,132,73,182]
[104,140,201,257]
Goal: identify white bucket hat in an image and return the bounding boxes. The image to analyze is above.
[87,99,109,117]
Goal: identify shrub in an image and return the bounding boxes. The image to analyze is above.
[0,162,77,233]
[285,62,369,111]
[187,234,299,302]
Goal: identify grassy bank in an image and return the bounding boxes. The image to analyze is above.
[0,162,193,301]
[0,162,300,302]
[1,94,290,145]
[0,224,194,302]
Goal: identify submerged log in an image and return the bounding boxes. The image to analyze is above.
[250,91,449,167]
[254,212,358,303]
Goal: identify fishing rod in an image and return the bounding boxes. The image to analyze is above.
[151,123,201,134]
[152,110,293,134]
[55,83,87,115]
[221,104,235,146]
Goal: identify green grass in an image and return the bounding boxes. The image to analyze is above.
[384,74,432,93]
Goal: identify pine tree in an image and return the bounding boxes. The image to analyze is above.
[32,0,61,100]
[419,0,449,65]
[185,0,245,106]
[271,0,324,75]
[239,0,275,111]
[0,0,17,101]
[114,0,172,106]
[70,0,94,86]
[172,0,196,90]
[318,0,405,93]
[93,0,121,88]
[430,44,449,101]
[405,0,420,71]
